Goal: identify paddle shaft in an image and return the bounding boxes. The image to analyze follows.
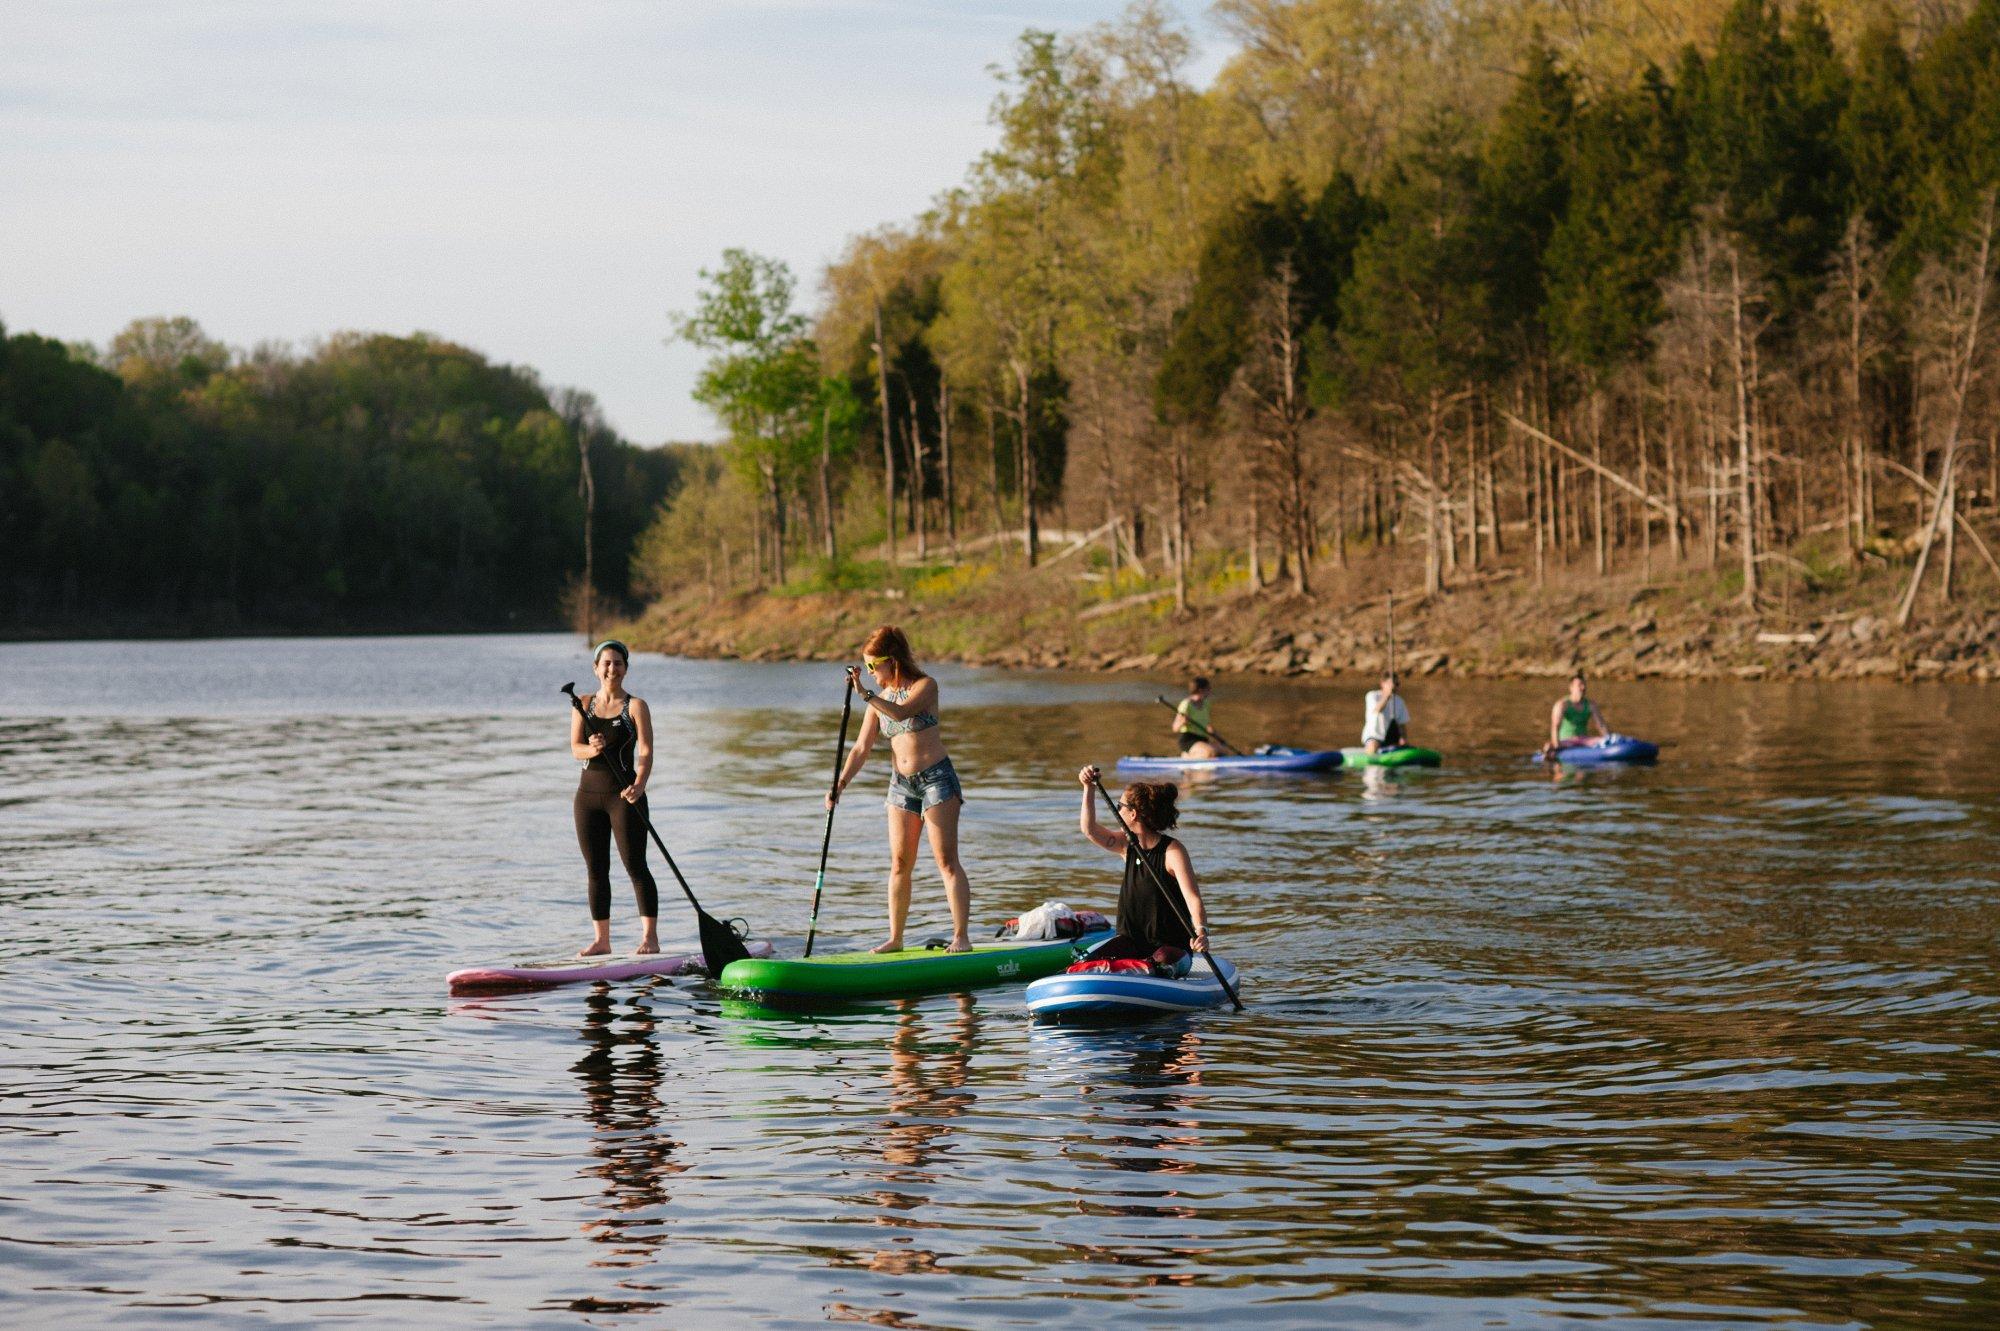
[804,679,856,957]
[1154,695,1244,756]
[1386,592,1396,676]
[1087,774,1243,1011]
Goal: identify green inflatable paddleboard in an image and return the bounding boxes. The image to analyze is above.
[1340,745,1443,768]
[719,932,1111,1005]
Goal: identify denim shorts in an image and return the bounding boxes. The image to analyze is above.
[886,756,963,814]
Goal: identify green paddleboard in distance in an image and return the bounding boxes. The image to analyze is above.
[719,931,1112,1005]
[1340,745,1443,768]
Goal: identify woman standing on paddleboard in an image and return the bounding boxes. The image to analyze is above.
[570,640,660,957]
[827,625,973,954]
[1072,767,1210,974]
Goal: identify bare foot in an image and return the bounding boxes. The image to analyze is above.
[869,938,906,954]
[633,937,660,956]
[578,939,611,958]
[944,936,972,954]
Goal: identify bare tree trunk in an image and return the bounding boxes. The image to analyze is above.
[985,396,1003,536]
[939,379,957,556]
[1729,249,1758,606]
[1464,402,1481,573]
[1333,451,1348,570]
[905,383,927,560]
[1248,483,1263,590]
[873,300,897,566]
[1590,390,1607,576]
[1665,403,1684,564]
[1015,360,1039,566]
[766,463,787,585]
[1897,189,1995,624]
[819,401,837,561]
[1172,430,1191,612]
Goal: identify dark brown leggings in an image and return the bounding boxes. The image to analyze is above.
[573,771,659,921]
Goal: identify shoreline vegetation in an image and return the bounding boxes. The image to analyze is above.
[635,0,2000,686]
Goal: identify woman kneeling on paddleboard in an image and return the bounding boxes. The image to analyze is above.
[1073,767,1210,975]
[828,626,973,953]
[570,640,660,957]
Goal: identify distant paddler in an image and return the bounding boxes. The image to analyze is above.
[827,625,973,954]
[1361,671,1411,754]
[1541,673,1612,760]
[1170,677,1220,758]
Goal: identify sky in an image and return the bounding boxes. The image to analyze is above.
[0,1,1228,444]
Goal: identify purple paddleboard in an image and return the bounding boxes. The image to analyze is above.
[448,939,776,995]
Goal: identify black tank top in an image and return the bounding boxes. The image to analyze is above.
[583,695,636,777]
[1117,835,1191,951]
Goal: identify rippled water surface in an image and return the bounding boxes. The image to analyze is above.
[3,634,1997,1329]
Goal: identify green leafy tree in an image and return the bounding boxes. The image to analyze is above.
[672,249,822,585]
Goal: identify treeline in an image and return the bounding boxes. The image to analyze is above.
[0,318,676,634]
[643,0,2000,628]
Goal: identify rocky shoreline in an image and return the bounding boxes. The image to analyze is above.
[624,560,1998,684]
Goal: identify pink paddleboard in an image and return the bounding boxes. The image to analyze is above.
[447,940,776,996]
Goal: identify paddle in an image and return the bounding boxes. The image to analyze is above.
[1386,591,1396,676]
[1086,770,1243,1012]
[1153,695,1245,756]
[803,677,855,957]
[562,682,751,975]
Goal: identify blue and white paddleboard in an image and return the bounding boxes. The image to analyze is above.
[1534,735,1660,765]
[1115,747,1339,774]
[1025,956,1242,1023]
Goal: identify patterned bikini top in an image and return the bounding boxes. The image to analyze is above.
[877,685,939,739]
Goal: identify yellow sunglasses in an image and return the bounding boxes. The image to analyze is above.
[864,654,891,669]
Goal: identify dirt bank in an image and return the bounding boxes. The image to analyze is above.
[622,550,1997,683]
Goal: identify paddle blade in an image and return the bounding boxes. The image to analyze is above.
[697,909,753,974]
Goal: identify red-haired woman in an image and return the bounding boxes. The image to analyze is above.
[828,626,973,952]
[1074,766,1210,974]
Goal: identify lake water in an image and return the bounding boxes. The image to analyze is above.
[2,633,1996,1329]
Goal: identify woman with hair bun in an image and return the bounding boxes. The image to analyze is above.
[1073,766,1211,974]
[827,625,973,953]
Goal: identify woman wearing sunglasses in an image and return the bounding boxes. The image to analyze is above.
[827,625,973,953]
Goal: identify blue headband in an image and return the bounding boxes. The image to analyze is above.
[593,639,630,664]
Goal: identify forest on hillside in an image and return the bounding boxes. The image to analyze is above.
[643,0,2000,631]
[0,318,676,635]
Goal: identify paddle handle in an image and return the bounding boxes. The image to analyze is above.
[1087,773,1243,1012]
[805,679,856,957]
[1154,695,1244,756]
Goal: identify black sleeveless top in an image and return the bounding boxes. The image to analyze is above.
[582,694,636,777]
[1117,835,1191,951]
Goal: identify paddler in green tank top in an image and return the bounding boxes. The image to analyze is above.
[1172,677,1218,759]
[1541,673,1612,760]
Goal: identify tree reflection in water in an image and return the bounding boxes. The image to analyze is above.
[572,983,684,1265]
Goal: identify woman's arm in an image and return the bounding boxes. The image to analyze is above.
[623,698,654,801]
[1591,700,1612,737]
[1077,767,1125,854]
[1164,842,1209,952]
[571,705,606,762]
[858,674,936,723]
[827,708,880,807]
[1549,699,1565,747]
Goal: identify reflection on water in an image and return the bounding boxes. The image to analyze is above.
[574,986,682,1263]
[2,634,1997,1328]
